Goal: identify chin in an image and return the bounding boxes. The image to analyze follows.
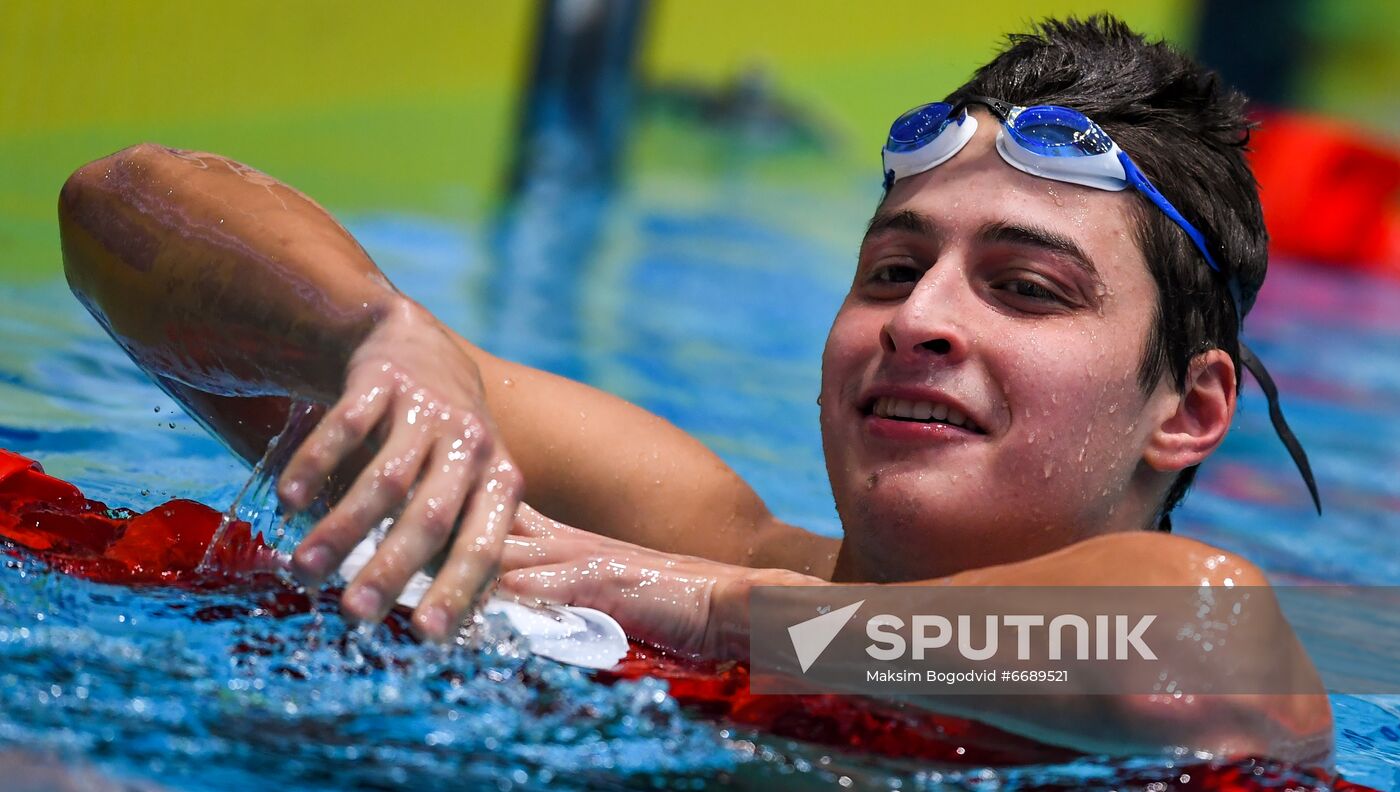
[838,470,1082,577]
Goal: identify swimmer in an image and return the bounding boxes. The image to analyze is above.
[57,16,1331,760]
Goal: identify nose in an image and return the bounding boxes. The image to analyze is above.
[879,263,972,366]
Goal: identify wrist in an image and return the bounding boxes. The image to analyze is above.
[706,567,826,662]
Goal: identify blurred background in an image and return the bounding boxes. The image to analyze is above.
[2,0,1397,282]
[2,3,1400,788]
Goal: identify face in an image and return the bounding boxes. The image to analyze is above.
[821,109,1174,581]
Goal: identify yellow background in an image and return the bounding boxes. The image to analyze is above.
[1,0,1394,280]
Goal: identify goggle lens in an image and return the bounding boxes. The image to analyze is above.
[886,102,957,153]
[1007,105,1114,158]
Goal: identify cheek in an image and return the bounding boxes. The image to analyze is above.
[995,326,1149,480]
[820,303,876,395]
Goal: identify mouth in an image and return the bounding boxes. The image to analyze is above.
[863,396,987,435]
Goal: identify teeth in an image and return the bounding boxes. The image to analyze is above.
[946,407,966,428]
[872,397,976,431]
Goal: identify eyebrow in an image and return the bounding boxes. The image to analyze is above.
[865,209,937,241]
[977,220,1103,285]
[863,209,1106,289]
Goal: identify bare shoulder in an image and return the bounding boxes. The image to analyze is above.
[1002,530,1274,588]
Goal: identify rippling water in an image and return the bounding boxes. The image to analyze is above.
[2,172,1399,788]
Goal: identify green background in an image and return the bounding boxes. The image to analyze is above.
[2,0,1396,282]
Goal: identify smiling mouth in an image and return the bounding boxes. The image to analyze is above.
[866,397,986,434]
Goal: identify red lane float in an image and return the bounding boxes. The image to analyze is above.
[0,448,1379,790]
[0,449,277,585]
[1252,111,1400,277]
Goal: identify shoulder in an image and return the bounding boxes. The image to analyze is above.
[1038,530,1272,588]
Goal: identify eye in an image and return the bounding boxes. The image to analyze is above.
[1003,279,1058,301]
[859,262,923,299]
[989,271,1078,311]
[872,264,921,285]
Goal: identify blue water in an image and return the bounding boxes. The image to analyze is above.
[2,170,1399,788]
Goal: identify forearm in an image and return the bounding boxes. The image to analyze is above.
[465,337,838,571]
[58,143,398,402]
[58,143,833,584]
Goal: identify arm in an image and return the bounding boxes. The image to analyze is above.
[60,144,522,639]
[58,144,835,622]
[465,344,836,573]
[499,523,1332,761]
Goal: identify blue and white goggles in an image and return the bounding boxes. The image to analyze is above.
[882,95,1240,309]
[880,95,1321,515]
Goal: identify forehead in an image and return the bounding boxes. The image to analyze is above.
[872,109,1152,292]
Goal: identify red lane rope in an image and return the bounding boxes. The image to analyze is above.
[0,448,1378,789]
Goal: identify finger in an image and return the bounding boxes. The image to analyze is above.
[290,429,429,587]
[411,458,523,641]
[498,535,574,573]
[510,501,585,541]
[279,374,391,511]
[495,563,595,607]
[339,443,475,622]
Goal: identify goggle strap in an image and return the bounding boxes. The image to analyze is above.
[960,94,1015,121]
[1240,343,1322,514]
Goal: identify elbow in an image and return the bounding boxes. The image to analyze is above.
[58,143,169,302]
[1116,692,1333,763]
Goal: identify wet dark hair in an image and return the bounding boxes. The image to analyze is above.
[946,14,1266,531]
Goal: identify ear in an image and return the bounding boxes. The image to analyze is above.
[1143,349,1238,472]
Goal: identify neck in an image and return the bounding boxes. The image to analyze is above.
[831,502,1157,584]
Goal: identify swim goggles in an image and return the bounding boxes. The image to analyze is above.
[880,95,1321,513]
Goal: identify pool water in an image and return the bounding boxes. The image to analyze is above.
[2,166,1399,789]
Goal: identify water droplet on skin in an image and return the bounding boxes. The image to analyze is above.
[1043,462,1055,479]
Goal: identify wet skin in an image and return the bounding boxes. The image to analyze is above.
[493,110,1328,758]
[58,144,825,640]
[822,108,1237,582]
[58,145,523,639]
[58,141,1330,759]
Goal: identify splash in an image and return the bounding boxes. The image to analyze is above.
[199,400,321,572]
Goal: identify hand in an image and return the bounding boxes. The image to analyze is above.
[278,300,523,641]
[497,505,822,660]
